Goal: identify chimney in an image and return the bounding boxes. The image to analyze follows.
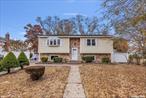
[5,32,10,51]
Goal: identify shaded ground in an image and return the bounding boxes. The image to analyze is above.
[80,64,146,98]
[0,66,70,98]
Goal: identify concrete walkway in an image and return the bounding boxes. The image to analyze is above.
[63,66,86,98]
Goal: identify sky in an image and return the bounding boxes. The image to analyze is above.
[0,0,103,40]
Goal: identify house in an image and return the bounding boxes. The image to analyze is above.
[0,33,11,52]
[0,33,31,59]
[0,37,5,50]
[0,37,6,58]
[38,35,113,63]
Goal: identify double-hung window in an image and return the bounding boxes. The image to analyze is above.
[54,40,56,45]
[48,38,60,46]
[92,39,95,46]
[50,40,53,45]
[87,39,96,46]
[87,39,91,46]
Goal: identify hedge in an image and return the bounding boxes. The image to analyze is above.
[102,57,111,64]
[53,57,63,63]
[82,56,94,63]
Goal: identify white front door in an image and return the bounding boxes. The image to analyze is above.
[71,48,78,61]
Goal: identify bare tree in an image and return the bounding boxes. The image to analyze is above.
[101,0,146,63]
[36,15,105,35]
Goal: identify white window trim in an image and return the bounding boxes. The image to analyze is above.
[87,39,96,46]
[47,38,61,47]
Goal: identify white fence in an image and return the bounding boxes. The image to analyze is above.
[112,52,128,63]
[0,51,30,59]
[0,48,129,63]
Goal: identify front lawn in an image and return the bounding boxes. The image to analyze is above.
[80,64,146,98]
[0,66,70,98]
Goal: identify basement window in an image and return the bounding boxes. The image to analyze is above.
[51,56,58,60]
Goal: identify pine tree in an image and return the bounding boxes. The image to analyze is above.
[1,52,19,73]
[18,51,29,69]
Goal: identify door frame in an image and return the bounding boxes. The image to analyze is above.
[71,48,78,61]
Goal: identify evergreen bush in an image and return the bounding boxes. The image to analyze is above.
[128,55,134,64]
[0,61,3,72]
[102,57,111,64]
[41,56,48,63]
[133,53,141,65]
[53,57,63,63]
[82,56,94,63]
[18,51,29,69]
[1,52,19,73]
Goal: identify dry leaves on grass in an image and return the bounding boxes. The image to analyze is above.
[0,66,70,98]
[80,64,146,98]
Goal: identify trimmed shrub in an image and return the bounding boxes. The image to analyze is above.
[82,56,94,63]
[128,55,134,64]
[41,56,48,63]
[63,58,68,63]
[18,51,29,69]
[143,49,146,59]
[102,57,111,64]
[51,56,58,60]
[0,54,3,61]
[133,53,141,65]
[0,61,3,72]
[53,57,63,63]
[1,52,19,73]
[143,61,146,66]
[25,66,45,80]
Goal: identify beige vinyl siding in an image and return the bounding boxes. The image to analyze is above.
[38,37,70,53]
[80,38,113,53]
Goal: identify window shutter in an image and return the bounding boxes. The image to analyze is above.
[84,39,86,46]
[86,39,88,46]
[47,39,49,46]
[57,39,60,46]
[96,39,98,47]
[60,39,63,46]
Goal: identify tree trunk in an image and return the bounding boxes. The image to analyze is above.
[20,65,23,69]
[7,68,10,73]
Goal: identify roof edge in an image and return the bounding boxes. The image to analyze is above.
[38,35,113,38]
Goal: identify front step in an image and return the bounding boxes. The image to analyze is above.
[68,60,81,64]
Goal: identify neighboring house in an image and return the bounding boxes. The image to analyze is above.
[0,33,11,52]
[38,35,113,63]
[0,33,31,59]
[0,37,6,52]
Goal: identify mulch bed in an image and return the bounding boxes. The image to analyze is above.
[80,64,146,98]
[0,66,70,98]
